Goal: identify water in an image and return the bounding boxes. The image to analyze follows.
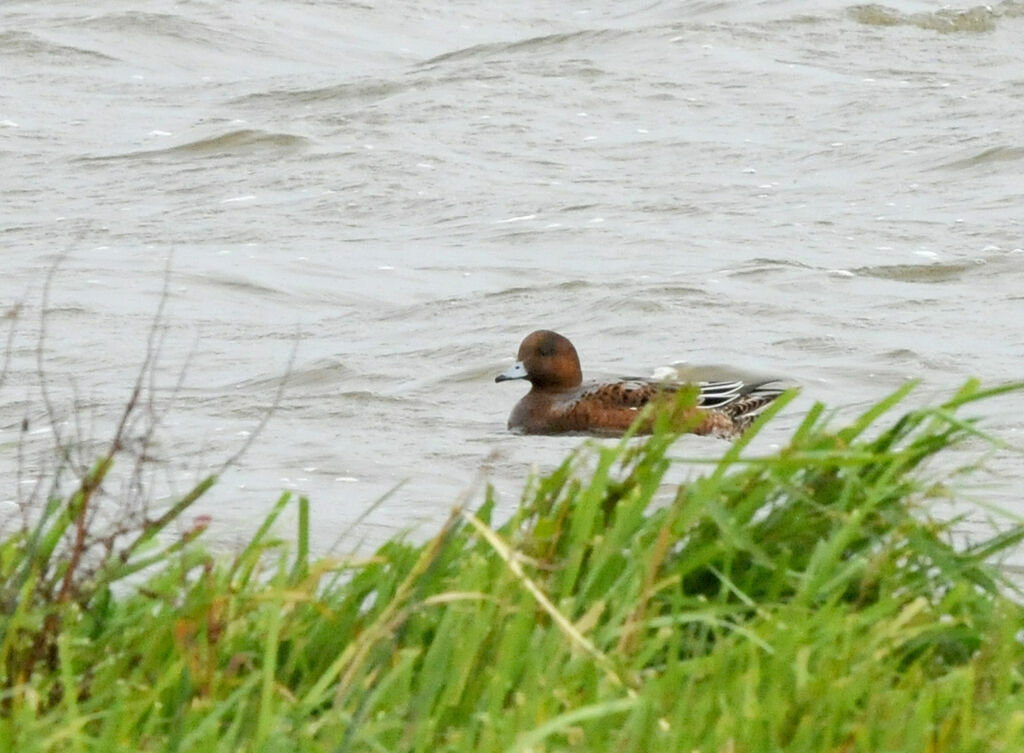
[2,0,1022,554]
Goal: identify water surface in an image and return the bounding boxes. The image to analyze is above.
[2,0,1022,553]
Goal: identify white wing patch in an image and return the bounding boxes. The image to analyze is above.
[695,380,747,408]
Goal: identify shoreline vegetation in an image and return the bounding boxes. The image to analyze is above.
[3,379,1024,752]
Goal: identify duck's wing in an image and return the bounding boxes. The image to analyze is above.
[586,378,784,409]
[695,379,782,406]
[555,379,787,436]
[693,379,748,409]
[577,379,658,408]
[542,380,660,435]
[698,379,787,424]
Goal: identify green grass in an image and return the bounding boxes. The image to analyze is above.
[3,380,1024,752]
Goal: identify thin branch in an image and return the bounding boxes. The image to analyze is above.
[54,253,173,603]
[0,299,24,390]
[37,251,68,452]
[216,329,299,475]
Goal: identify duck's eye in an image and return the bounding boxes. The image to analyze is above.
[538,343,556,357]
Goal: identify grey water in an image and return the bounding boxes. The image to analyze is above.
[2,0,1022,555]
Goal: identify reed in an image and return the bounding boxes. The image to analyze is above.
[2,380,1023,752]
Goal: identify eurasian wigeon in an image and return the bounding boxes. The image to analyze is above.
[495,330,785,439]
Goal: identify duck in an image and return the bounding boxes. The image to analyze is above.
[495,330,785,438]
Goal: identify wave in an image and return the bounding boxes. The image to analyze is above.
[847,3,1016,34]
[79,129,309,162]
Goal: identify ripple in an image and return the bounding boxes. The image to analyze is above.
[718,258,812,278]
[853,262,973,284]
[772,335,846,356]
[848,4,1001,34]
[930,146,1024,171]
[418,29,627,67]
[70,10,240,46]
[231,79,410,107]
[0,30,117,62]
[80,129,310,161]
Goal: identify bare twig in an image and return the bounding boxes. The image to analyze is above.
[36,251,68,454]
[0,299,24,390]
[216,328,299,475]
[22,248,298,605]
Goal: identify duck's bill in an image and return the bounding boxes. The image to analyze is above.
[495,361,527,382]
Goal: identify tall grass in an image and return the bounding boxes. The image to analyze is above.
[2,380,1023,752]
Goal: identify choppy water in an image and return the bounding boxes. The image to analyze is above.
[2,0,1022,554]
